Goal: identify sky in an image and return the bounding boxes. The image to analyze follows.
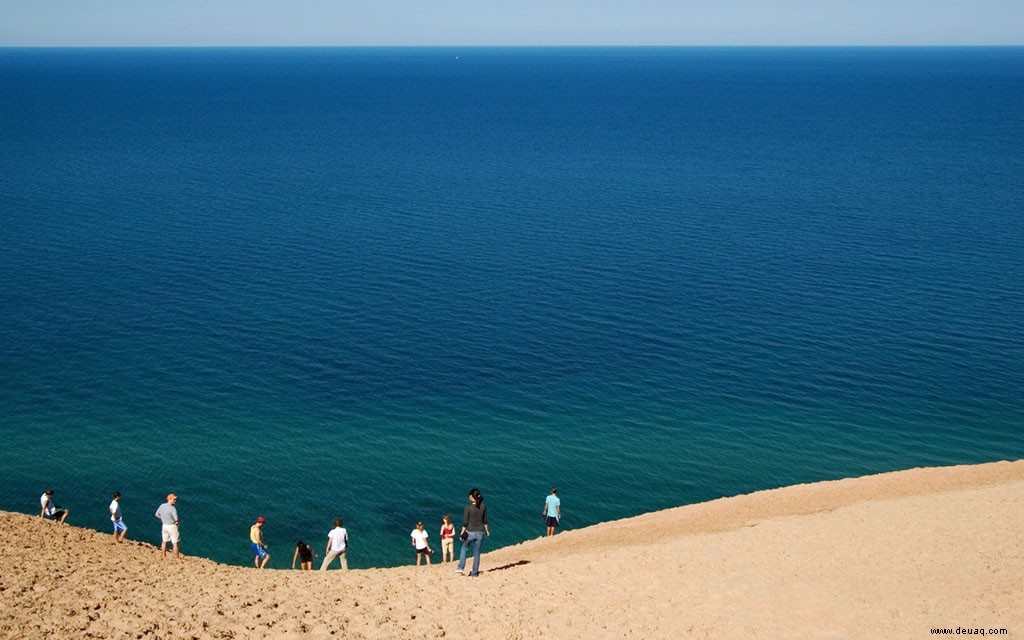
[1,0,1022,47]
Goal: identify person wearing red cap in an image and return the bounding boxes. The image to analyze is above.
[250,516,270,569]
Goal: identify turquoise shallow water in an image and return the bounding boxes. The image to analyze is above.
[1,47,1022,567]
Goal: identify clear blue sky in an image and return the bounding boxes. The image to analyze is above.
[2,0,1022,47]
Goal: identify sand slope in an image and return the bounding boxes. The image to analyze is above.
[2,460,1021,639]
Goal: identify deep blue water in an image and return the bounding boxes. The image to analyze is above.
[1,47,1022,568]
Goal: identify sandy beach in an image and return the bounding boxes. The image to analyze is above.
[2,459,1021,639]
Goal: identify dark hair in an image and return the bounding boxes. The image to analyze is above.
[469,488,483,507]
[113,491,121,499]
[296,540,305,548]
[334,518,344,528]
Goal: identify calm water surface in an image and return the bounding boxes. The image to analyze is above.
[1,47,1022,567]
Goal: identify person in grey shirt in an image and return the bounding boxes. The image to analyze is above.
[154,494,180,559]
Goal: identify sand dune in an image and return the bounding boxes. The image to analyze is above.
[2,460,1021,639]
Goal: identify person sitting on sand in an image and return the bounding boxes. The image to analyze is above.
[411,521,432,565]
[110,491,127,542]
[292,540,316,570]
[440,514,455,563]
[40,489,69,524]
[250,516,270,569]
[320,518,349,571]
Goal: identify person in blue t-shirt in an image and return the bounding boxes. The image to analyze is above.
[543,487,561,537]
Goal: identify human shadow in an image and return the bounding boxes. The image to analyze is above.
[486,560,530,572]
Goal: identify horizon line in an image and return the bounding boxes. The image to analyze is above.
[2,43,1023,50]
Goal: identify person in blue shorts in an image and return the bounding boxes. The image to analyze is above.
[543,487,561,537]
[250,516,270,569]
[109,491,127,542]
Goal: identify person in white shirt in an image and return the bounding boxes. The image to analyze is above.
[110,491,127,542]
[40,489,69,524]
[320,518,349,571]
[410,521,432,565]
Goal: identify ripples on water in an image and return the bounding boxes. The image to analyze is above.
[1,47,1022,566]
